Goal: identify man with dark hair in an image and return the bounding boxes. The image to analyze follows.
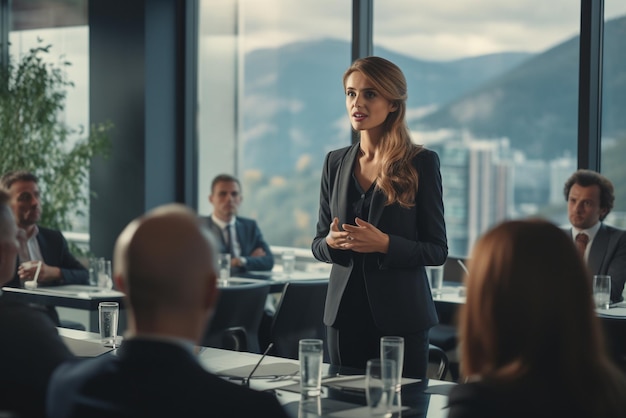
[564,169,626,302]
[0,170,88,289]
[0,188,73,418]
[47,204,289,418]
[205,173,274,273]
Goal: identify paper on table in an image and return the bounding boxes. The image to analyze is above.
[216,362,299,378]
[322,375,420,391]
[61,335,114,357]
[328,405,410,417]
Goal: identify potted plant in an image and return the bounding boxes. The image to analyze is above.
[0,41,112,254]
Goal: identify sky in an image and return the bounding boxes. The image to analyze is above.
[222,0,626,61]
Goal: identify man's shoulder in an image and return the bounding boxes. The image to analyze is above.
[36,225,64,240]
[236,216,258,226]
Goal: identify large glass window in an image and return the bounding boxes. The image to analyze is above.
[374,1,580,256]
[601,1,626,228]
[198,1,351,247]
[8,0,89,238]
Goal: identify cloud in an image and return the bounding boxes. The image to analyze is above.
[214,0,626,61]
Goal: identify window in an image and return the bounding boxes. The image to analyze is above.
[601,0,626,228]
[8,0,89,236]
[374,1,580,256]
[198,0,351,247]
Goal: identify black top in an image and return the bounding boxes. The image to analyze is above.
[0,295,73,418]
[447,378,624,418]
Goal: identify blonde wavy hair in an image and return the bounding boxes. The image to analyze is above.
[343,56,422,208]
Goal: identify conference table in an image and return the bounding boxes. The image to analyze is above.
[1,285,125,332]
[432,283,626,371]
[58,328,455,417]
[0,268,330,332]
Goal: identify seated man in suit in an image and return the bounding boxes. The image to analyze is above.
[47,203,289,418]
[205,174,274,274]
[564,169,626,302]
[0,188,74,418]
[0,170,88,288]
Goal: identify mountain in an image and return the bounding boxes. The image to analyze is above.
[416,15,626,159]
[241,39,533,176]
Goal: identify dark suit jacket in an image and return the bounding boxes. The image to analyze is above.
[46,339,289,418]
[0,294,73,418]
[6,226,88,288]
[204,216,274,272]
[312,143,448,333]
[447,378,618,418]
[579,223,626,303]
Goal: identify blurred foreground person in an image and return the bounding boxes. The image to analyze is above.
[0,189,73,418]
[447,219,626,418]
[47,204,289,418]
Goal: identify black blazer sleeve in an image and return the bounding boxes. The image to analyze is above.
[37,227,89,285]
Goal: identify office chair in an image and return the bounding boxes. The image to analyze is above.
[268,280,328,360]
[427,344,449,381]
[201,282,270,353]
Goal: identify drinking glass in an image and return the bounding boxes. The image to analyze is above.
[380,336,404,392]
[299,339,323,397]
[99,301,119,348]
[593,274,611,310]
[282,250,296,278]
[97,259,113,289]
[366,358,397,417]
[218,253,231,284]
[426,266,444,297]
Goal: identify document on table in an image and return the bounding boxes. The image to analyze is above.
[61,335,114,357]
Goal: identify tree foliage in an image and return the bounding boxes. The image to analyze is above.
[0,42,112,241]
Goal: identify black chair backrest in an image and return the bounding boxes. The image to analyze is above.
[202,282,270,353]
[427,344,449,381]
[269,280,328,360]
[443,256,467,283]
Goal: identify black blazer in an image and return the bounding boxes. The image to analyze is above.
[204,216,274,272]
[47,339,289,418]
[7,226,88,288]
[0,295,73,418]
[312,143,448,333]
[579,223,626,303]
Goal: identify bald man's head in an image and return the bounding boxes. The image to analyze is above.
[114,204,219,338]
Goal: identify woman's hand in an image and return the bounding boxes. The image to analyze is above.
[325,217,352,250]
[342,217,390,253]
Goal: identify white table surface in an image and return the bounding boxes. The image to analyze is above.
[57,328,453,417]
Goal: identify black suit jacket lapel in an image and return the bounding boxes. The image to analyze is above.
[589,223,609,273]
[333,144,360,225]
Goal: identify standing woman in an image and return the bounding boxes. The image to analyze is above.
[311,56,447,378]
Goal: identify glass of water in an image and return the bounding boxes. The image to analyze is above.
[593,274,611,310]
[366,358,397,417]
[299,339,323,397]
[282,250,296,278]
[99,301,119,348]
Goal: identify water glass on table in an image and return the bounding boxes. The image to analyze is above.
[426,265,444,297]
[299,339,323,397]
[99,301,119,348]
[282,250,296,278]
[366,358,397,417]
[380,336,404,392]
[218,253,231,285]
[593,274,611,310]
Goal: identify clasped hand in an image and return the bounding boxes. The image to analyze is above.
[325,217,389,253]
[18,261,59,284]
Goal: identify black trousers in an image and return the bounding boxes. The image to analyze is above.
[326,325,429,379]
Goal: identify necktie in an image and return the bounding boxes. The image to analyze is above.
[225,226,235,258]
[575,233,589,258]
